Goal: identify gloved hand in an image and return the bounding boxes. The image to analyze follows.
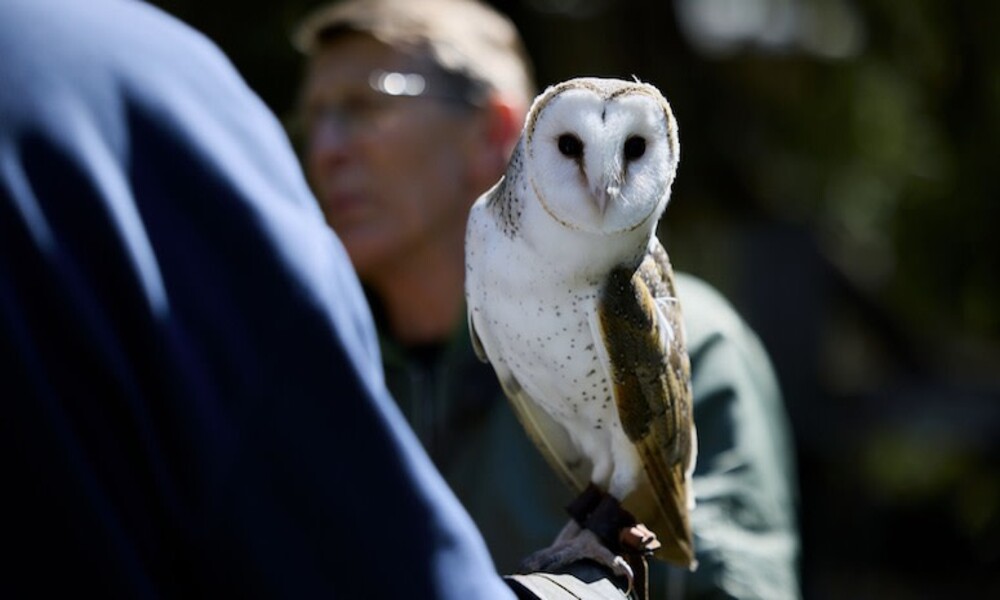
[506,485,660,600]
[505,560,631,600]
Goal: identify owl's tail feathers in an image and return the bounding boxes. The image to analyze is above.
[624,452,698,571]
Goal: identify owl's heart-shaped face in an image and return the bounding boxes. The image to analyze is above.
[524,79,679,236]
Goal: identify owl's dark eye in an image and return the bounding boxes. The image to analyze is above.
[557,133,584,159]
[624,136,646,161]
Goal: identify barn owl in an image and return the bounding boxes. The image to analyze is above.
[465,77,697,578]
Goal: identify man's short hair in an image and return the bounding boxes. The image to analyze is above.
[293,0,536,107]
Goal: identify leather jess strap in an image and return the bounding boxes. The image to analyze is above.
[565,484,637,555]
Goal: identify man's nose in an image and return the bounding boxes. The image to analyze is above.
[308,112,356,163]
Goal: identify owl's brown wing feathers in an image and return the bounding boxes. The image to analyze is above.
[597,238,696,569]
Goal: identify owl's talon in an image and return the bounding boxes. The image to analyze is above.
[619,523,661,555]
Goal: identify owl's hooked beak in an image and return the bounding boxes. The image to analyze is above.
[593,182,621,216]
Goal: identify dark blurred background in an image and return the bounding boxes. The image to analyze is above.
[149,0,1000,596]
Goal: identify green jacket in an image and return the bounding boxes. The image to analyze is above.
[378,273,800,599]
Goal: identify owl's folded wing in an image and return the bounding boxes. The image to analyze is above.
[593,237,697,568]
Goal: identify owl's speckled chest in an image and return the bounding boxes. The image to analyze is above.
[470,261,619,432]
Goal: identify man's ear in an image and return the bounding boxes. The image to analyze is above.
[466,95,524,195]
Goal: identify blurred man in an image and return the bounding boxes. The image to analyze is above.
[0,0,515,597]
[294,0,801,597]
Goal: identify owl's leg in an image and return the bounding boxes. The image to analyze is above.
[518,519,634,586]
[519,484,665,597]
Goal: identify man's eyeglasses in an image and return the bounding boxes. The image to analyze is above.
[299,69,486,137]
